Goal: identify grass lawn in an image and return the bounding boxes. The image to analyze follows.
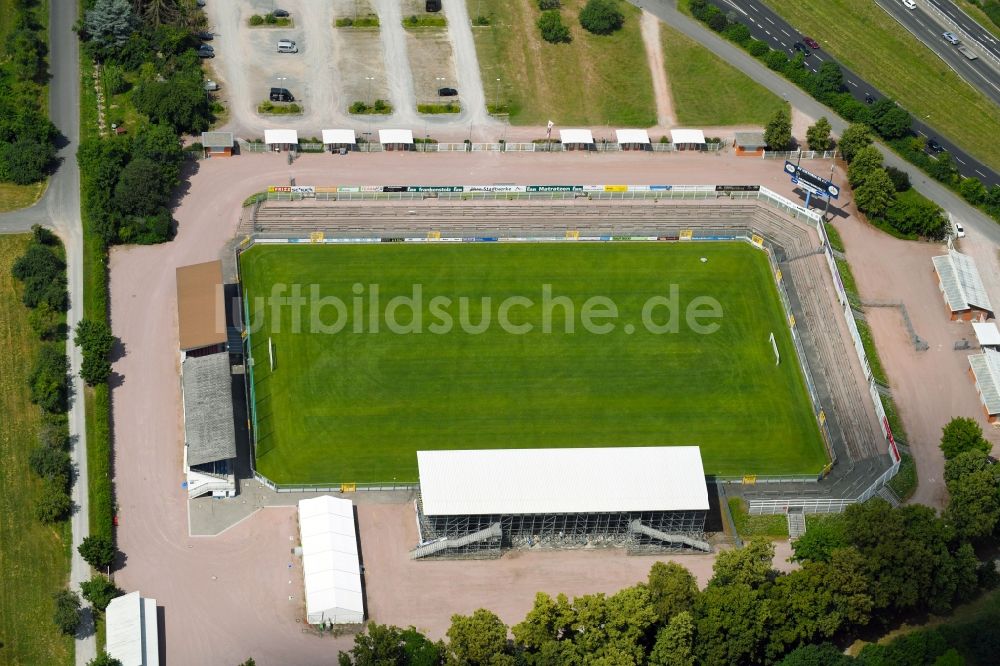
[241,242,827,484]
[0,181,47,212]
[728,498,789,539]
[0,235,73,666]
[467,0,655,126]
[661,22,785,126]
[763,0,1000,173]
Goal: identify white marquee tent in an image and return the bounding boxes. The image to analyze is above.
[298,496,364,625]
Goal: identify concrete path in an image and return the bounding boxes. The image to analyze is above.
[442,0,495,128]
[0,1,94,663]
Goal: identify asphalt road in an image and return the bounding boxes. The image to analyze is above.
[876,0,1000,105]
[929,0,1000,61]
[0,1,94,663]
[705,0,999,188]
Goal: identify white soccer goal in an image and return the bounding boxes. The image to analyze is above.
[769,332,780,365]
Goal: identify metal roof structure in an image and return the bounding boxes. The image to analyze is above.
[176,260,226,351]
[107,591,159,666]
[670,129,706,144]
[200,131,233,149]
[734,131,766,149]
[932,250,993,313]
[970,349,1000,415]
[559,129,594,144]
[264,128,298,145]
[378,129,413,144]
[322,129,356,144]
[615,129,650,144]
[974,322,1000,348]
[418,446,709,516]
[299,496,364,625]
[181,353,236,467]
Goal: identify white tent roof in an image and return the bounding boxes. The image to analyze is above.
[670,129,706,144]
[932,250,993,313]
[107,591,159,666]
[298,496,364,625]
[615,129,650,144]
[322,129,356,144]
[379,129,413,144]
[974,322,1000,347]
[418,446,709,516]
[264,129,298,145]
[559,129,594,144]
[970,349,1000,415]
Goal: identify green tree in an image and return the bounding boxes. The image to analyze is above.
[512,592,573,652]
[28,443,72,482]
[647,561,699,623]
[777,643,854,665]
[36,479,73,523]
[28,301,66,340]
[75,318,116,386]
[693,582,767,665]
[940,417,990,460]
[446,609,512,665]
[884,166,911,192]
[132,70,211,134]
[571,586,657,662]
[854,168,895,218]
[87,652,123,666]
[579,0,625,35]
[28,344,69,413]
[81,575,122,612]
[885,193,948,239]
[764,108,793,150]
[944,451,1000,541]
[649,611,695,666]
[79,534,116,570]
[537,10,571,43]
[838,123,873,162]
[791,514,847,563]
[812,62,845,97]
[113,157,171,217]
[710,539,775,588]
[52,589,82,635]
[84,0,137,56]
[847,146,884,187]
[806,117,833,151]
[959,176,988,205]
[337,623,442,665]
[929,152,959,184]
[869,98,911,139]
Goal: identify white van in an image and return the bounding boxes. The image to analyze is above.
[953,220,966,238]
[277,39,298,53]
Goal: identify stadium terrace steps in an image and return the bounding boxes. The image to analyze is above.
[787,510,806,538]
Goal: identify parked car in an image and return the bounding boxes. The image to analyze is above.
[277,39,298,53]
[927,137,943,152]
[437,87,458,96]
[197,45,214,58]
[197,31,213,41]
[802,36,820,49]
[204,80,219,92]
[792,42,811,56]
[864,92,874,104]
[272,8,289,17]
[903,0,916,9]
[942,31,960,45]
[953,220,966,238]
[270,87,294,102]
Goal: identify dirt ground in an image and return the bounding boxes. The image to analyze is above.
[642,10,677,127]
[110,151,860,665]
[407,30,460,106]
[336,28,391,109]
[829,201,1000,508]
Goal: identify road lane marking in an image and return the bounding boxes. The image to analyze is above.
[765,16,774,24]
[781,28,790,36]
[977,169,987,177]
[815,54,823,61]
[955,156,966,164]
[848,80,858,87]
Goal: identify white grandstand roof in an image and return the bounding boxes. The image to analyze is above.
[932,250,993,313]
[264,129,298,145]
[322,129,356,144]
[379,129,413,144]
[670,129,706,144]
[559,128,594,144]
[107,591,159,666]
[298,496,364,625]
[970,349,1000,415]
[615,129,650,144]
[418,446,709,516]
[974,322,1000,348]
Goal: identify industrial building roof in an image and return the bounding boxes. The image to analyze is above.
[182,353,236,466]
[932,250,993,313]
[299,496,364,624]
[970,349,1000,415]
[559,129,594,144]
[418,446,709,516]
[176,260,226,351]
[670,129,706,144]
[264,128,298,145]
[106,591,159,666]
[322,129,356,144]
[379,129,413,144]
[615,129,650,144]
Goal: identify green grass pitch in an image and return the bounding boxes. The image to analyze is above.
[240,242,827,484]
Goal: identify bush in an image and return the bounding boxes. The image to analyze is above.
[81,575,122,612]
[707,11,728,32]
[52,590,82,636]
[885,166,911,192]
[747,39,769,57]
[28,301,66,340]
[959,176,987,205]
[579,0,625,34]
[36,479,73,523]
[928,152,959,185]
[249,14,264,26]
[88,652,124,666]
[538,10,571,43]
[723,22,750,44]
[29,444,72,482]
[472,15,490,26]
[265,12,278,25]
[79,534,116,570]
[29,343,69,413]
[75,318,115,386]
[765,49,788,71]
[538,0,561,8]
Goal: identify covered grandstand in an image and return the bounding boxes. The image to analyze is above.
[181,353,237,497]
[411,447,710,559]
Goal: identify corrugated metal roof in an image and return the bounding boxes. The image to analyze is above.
[615,129,650,144]
[200,131,233,148]
[670,129,706,144]
[264,128,298,145]
[418,446,709,516]
[299,496,364,624]
[176,260,226,351]
[379,129,413,144]
[182,353,236,466]
[973,322,1000,347]
[107,591,159,666]
[559,128,594,144]
[933,250,993,313]
[970,350,1000,414]
[734,131,765,148]
[322,129,356,144]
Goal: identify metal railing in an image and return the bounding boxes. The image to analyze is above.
[237,140,727,154]
[762,149,839,160]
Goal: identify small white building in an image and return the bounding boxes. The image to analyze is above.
[670,128,706,150]
[378,129,413,151]
[264,128,298,152]
[559,128,594,151]
[615,129,650,151]
[322,129,357,152]
[298,496,364,625]
[107,591,159,666]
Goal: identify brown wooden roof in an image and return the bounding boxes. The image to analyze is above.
[176,260,226,351]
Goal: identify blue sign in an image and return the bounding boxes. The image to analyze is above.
[784,161,839,199]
